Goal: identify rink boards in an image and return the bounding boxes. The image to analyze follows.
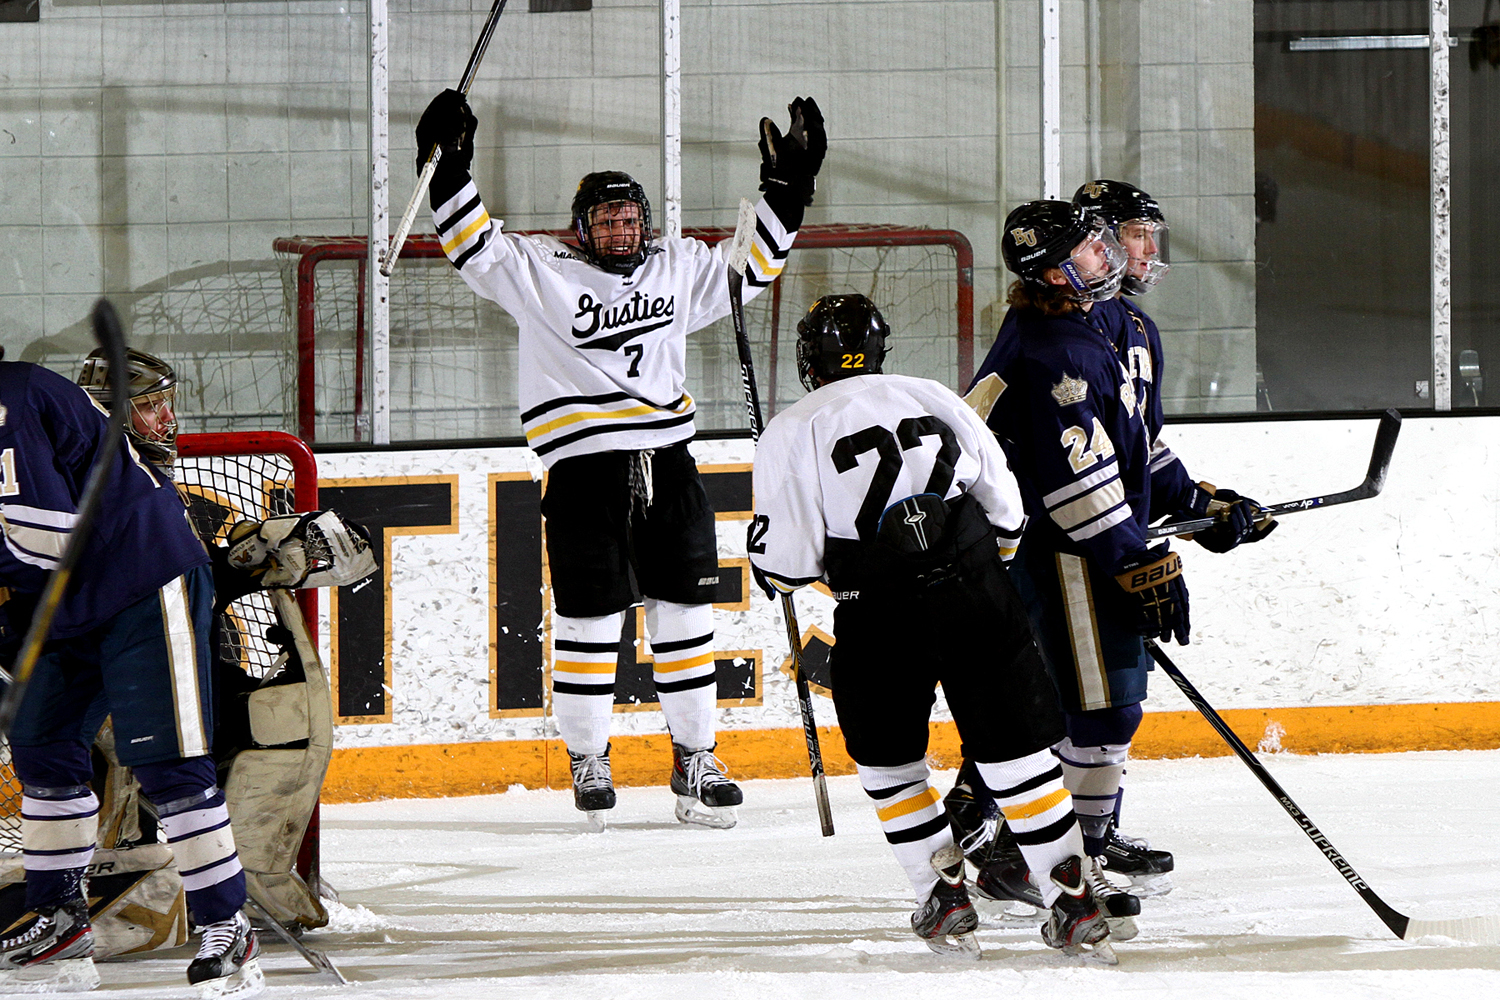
[311,414,1500,801]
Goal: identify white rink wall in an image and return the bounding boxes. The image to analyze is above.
[314,413,1499,751]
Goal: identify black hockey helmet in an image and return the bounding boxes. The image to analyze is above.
[1072,179,1170,294]
[1001,199,1126,302]
[571,171,652,275]
[78,346,179,468]
[795,294,890,392]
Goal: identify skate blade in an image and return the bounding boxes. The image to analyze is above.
[1127,872,1173,897]
[674,795,737,829]
[1060,939,1119,965]
[923,931,982,961]
[196,956,266,1000]
[0,957,101,993]
[1106,915,1139,941]
[971,896,1042,926]
[584,810,609,832]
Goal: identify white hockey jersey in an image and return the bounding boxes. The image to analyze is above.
[433,181,796,465]
[749,373,1027,593]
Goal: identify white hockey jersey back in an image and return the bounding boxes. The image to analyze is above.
[749,373,1027,592]
[433,181,795,465]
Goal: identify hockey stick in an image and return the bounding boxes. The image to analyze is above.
[728,198,834,837]
[1146,640,1500,944]
[381,0,510,277]
[243,897,349,985]
[0,300,131,738]
[1146,408,1402,539]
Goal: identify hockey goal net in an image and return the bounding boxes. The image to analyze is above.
[276,224,974,443]
[1,432,318,858]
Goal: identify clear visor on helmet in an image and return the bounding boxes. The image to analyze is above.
[130,385,177,445]
[1059,224,1128,302]
[585,200,644,258]
[1117,218,1170,292]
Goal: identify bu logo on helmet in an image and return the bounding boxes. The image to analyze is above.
[1010,227,1038,247]
[1082,181,1106,198]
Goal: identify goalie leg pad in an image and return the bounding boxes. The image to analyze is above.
[645,600,716,752]
[552,612,624,756]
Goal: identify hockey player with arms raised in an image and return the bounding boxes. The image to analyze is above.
[0,357,261,996]
[414,89,824,827]
[747,294,1115,962]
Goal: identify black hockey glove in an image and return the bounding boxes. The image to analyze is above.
[416,89,477,201]
[1183,482,1277,554]
[759,96,827,208]
[1114,547,1189,645]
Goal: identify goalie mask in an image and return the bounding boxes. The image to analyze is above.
[1073,179,1171,295]
[78,347,179,468]
[795,294,890,392]
[571,171,652,275]
[1002,200,1127,303]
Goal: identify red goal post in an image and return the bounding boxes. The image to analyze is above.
[276,224,975,444]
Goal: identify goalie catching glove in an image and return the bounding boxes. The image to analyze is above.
[1115,546,1189,645]
[1181,481,1277,553]
[759,96,827,208]
[227,510,376,589]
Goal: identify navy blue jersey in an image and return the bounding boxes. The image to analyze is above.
[979,302,1158,573]
[1116,299,1195,518]
[0,362,208,638]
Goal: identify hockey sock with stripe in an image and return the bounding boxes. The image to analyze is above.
[20,786,98,912]
[646,600,716,752]
[136,757,246,926]
[552,611,625,757]
[976,749,1086,907]
[857,760,953,903]
[1057,738,1130,856]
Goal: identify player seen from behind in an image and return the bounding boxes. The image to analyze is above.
[414,88,825,828]
[747,294,1115,962]
[0,358,261,997]
[951,198,1275,938]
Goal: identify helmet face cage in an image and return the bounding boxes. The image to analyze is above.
[795,295,890,392]
[1058,222,1128,303]
[571,172,652,275]
[1072,180,1170,295]
[78,347,179,467]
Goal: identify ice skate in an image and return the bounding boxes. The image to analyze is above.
[912,843,981,959]
[0,898,100,993]
[1041,856,1116,965]
[569,745,616,830]
[1099,826,1174,896]
[670,744,742,829]
[958,812,1043,923]
[188,911,264,999]
[1084,855,1141,941]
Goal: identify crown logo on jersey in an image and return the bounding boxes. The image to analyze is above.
[1010,227,1038,248]
[1051,374,1089,406]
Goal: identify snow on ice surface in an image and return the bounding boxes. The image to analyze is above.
[71,751,1500,999]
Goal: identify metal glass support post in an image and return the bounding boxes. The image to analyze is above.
[1040,0,1062,199]
[1431,0,1451,412]
[368,0,392,444]
[661,0,683,239]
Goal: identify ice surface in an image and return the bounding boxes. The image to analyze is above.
[75,750,1500,998]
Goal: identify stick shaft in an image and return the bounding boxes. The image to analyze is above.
[1146,640,1411,939]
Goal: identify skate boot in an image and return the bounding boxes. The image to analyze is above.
[1099,825,1174,896]
[188,911,263,999]
[942,761,992,848]
[670,744,742,829]
[1041,856,1116,964]
[911,843,980,959]
[1084,855,1141,941]
[968,821,1045,927]
[0,897,101,993]
[569,745,616,830]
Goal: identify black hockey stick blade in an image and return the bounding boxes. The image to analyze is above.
[0,299,131,738]
[781,593,834,838]
[1148,408,1402,539]
[1146,640,1500,944]
[243,897,349,985]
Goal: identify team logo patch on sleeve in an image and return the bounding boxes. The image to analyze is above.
[1051,373,1089,407]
